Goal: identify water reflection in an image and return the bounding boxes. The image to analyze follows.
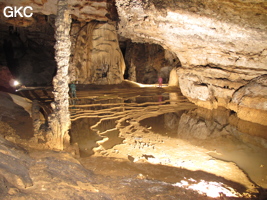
[69,88,267,189]
[179,108,267,189]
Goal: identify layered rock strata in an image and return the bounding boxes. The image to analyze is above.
[115,0,267,125]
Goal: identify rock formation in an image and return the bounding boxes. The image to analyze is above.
[0,65,15,93]
[0,0,266,135]
[229,74,267,125]
[124,41,180,84]
[0,0,122,86]
[71,20,125,84]
[115,0,267,125]
[47,0,71,150]
[0,14,56,86]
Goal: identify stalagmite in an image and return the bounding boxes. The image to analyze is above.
[47,0,71,150]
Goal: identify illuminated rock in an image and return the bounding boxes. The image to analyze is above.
[115,0,267,125]
[71,21,125,84]
[47,0,71,150]
[229,74,267,125]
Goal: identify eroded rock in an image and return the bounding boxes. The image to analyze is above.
[0,135,109,200]
[0,135,33,189]
[229,74,267,125]
[0,92,34,139]
[116,0,267,125]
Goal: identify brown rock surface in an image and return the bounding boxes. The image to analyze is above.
[229,74,267,125]
[0,92,34,139]
[124,41,181,83]
[71,21,125,84]
[115,0,267,125]
[116,0,267,69]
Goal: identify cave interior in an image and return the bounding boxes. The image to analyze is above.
[0,0,267,199]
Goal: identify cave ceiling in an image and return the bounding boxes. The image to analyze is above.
[0,0,111,23]
[116,0,267,69]
[0,0,266,70]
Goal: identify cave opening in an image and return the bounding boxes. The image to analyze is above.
[119,39,182,85]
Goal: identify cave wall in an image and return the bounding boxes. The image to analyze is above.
[0,0,122,86]
[0,65,14,92]
[116,0,267,68]
[124,41,181,84]
[71,20,125,85]
[0,14,56,86]
[0,0,266,125]
[115,0,267,125]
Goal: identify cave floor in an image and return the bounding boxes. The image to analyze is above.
[70,84,267,199]
[1,84,267,199]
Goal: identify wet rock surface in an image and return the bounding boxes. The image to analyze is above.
[0,135,110,200]
[1,87,267,199]
[69,86,267,198]
[115,0,267,124]
[0,133,260,200]
[0,92,34,139]
[0,136,217,200]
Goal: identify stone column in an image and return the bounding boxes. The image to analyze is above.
[47,0,71,150]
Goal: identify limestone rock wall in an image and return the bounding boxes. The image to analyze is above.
[71,21,125,84]
[116,0,267,69]
[115,0,267,125]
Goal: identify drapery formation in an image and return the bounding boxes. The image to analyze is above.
[71,21,125,85]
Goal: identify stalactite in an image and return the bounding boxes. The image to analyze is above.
[47,0,71,150]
